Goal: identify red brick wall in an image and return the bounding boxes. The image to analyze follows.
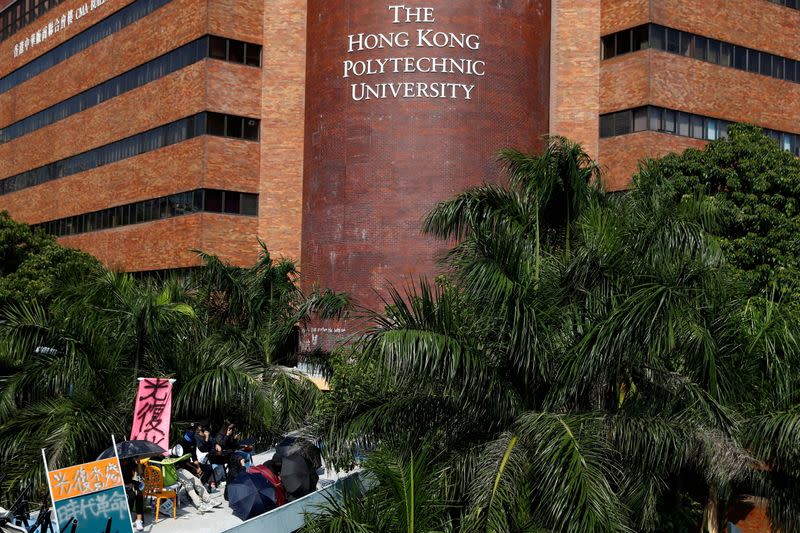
[58,213,259,271]
[302,0,550,312]
[728,498,772,533]
[652,0,800,61]
[258,0,306,263]
[0,0,267,273]
[0,0,139,77]
[550,0,601,159]
[599,131,706,191]
[602,0,649,35]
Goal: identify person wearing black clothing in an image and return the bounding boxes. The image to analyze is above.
[121,459,145,531]
[195,425,224,490]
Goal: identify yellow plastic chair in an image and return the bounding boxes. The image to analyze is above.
[142,464,178,522]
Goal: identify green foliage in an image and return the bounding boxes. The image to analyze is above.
[0,211,101,306]
[310,135,800,532]
[0,230,348,503]
[641,124,800,296]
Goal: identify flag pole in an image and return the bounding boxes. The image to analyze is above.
[41,449,59,528]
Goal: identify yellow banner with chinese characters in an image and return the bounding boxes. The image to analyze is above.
[47,457,124,502]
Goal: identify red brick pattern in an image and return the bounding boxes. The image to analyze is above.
[0,0,266,270]
[599,131,706,191]
[550,0,601,159]
[258,0,306,263]
[58,213,259,271]
[302,0,550,311]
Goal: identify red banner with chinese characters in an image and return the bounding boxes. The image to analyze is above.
[130,378,172,450]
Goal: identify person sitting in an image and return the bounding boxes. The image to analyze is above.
[170,445,221,514]
[121,459,145,532]
[195,424,225,491]
[216,421,252,472]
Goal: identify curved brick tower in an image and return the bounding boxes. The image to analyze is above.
[302,1,550,333]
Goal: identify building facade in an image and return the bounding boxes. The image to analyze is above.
[0,0,798,313]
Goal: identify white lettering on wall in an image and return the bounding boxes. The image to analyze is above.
[12,0,109,59]
[344,5,485,101]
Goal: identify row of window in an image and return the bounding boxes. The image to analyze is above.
[600,106,800,156]
[768,0,799,9]
[34,189,258,237]
[0,36,261,145]
[601,24,800,85]
[0,0,173,95]
[0,112,260,196]
[0,0,64,42]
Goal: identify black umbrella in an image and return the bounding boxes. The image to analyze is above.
[274,437,322,470]
[96,440,166,460]
[280,453,318,498]
[227,472,277,521]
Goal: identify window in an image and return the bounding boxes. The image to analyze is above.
[228,40,245,63]
[648,107,662,131]
[243,119,259,141]
[34,189,259,237]
[226,115,243,138]
[666,28,680,53]
[224,191,241,214]
[241,194,258,216]
[614,110,631,136]
[690,115,704,139]
[649,25,665,50]
[733,46,747,70]
[244,43,261,66]
[632,25,649,51]
[692,36,707,61]
[719,42,732,67]
[209,36,227,59]
[602,34,615,59]
[599,114,614,138]
[204,190,223,212]
[747,49,760,73]
[207,113,226,136]
[1,0,175,94]
[677,113,690,136]
[633,108,648,132]
[759,53,772,76]
[708,39,720,64]
[599,106,800,158]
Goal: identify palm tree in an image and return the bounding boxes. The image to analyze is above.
[311,143,800,531]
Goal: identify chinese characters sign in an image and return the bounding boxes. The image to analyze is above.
[130,378,173,449]
[48,458,123,501]
[12,0,110,59]
[46,457,133,533]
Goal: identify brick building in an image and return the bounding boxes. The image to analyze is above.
[0,0,797,316]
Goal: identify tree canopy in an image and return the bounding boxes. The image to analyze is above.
[0,210,101,306]
[309,135,800,533]
[642,124,800,297]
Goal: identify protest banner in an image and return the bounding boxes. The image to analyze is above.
[43,440,133,533]
[130,378,174,450]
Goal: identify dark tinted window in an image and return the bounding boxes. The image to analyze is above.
[204,190,223,212]
[224,191,241,214]
[226,115,243,138]
[245,43,261,66]
[34,188,259,237]
[209,36,227,59]
[207,113,225,136]
[228,40,244,63]
[243,118,259,141]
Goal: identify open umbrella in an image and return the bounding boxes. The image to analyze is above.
[227,472,277,521]
[96,440,166,460]
[280,453,318,498]
[274,437,322,470]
